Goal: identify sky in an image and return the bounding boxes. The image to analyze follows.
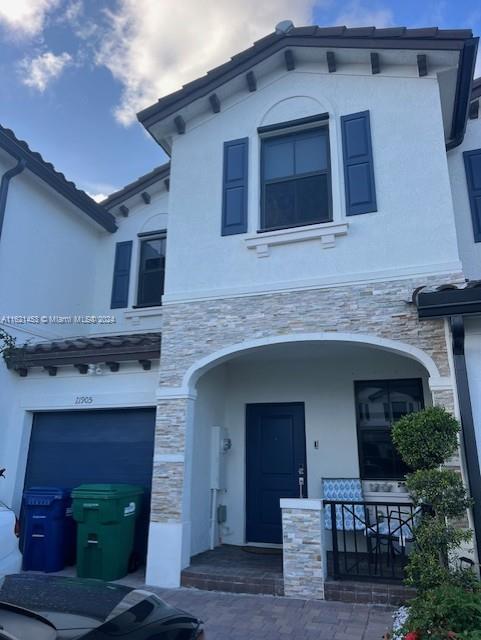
[0,0,480,200]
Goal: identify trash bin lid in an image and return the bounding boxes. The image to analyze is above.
[23,487,71,506]
[71,484,144,500]
[23,487,70,498]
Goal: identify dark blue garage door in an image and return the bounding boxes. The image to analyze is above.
[24,408,156,562]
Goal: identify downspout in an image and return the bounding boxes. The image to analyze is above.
[450,315,481,563]
[0,157,27,239]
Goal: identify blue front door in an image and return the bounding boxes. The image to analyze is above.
[246,403,307,544]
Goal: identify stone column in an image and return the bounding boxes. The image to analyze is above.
[281,499,325,599]
[146,391,196,588]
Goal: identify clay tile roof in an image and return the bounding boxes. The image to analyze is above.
[137,24,476,130]
[102,162,170,209]
[5,333,161,374]
[0,125,117,233]
[414,281,481,318]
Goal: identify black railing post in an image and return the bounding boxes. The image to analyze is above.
[326,499,414,583]
[330,502,340,579]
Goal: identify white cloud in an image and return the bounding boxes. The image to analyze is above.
[0,0,60,38]
[87,191,110,203]
[335,1,393,28]
[94,0,321,126]
[64,0,83,24]
[19,51,73,92]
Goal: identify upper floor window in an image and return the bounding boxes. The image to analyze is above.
[136,233,166,307]
[261,127,332,231]
[355,379,424,480]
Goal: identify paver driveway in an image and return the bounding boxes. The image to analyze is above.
[153,587,394,640]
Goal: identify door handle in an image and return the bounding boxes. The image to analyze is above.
[298,464,305,498]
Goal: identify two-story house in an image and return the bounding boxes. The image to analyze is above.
[1,23,481,601]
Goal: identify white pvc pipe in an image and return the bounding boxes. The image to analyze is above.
[210,488,218,550]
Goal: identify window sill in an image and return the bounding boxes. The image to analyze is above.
[245,221,348,257]
[124,306,163,323]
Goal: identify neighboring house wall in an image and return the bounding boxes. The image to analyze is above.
[448,115,481,280]
[165,70,462,303]
[0,154,101,340]
[0,153,169,508]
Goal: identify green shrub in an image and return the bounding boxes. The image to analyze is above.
[0,328,15,359]
[392,406,459,470]
[404,584,481,639]
[406,469,472,519]
[391,406,475,594]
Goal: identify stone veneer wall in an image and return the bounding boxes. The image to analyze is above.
[282,506,324,599]
[151,273,464,524]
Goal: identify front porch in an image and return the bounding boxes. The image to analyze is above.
[174,339,443,601]
[180,544,416,605]
[148,329,459,596]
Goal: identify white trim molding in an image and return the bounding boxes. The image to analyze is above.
[428,376,455,392]
[245,221,349,257]
[162,263,464,304]
[156,388,197,401]
[280,498,323,511]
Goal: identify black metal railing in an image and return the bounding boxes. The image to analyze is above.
[323,500,417,582]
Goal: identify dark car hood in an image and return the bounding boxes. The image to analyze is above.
[0,575,200,638]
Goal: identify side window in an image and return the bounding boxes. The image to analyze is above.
[355,379,424,480]
[136,234,166,307]
[261,127,331,231]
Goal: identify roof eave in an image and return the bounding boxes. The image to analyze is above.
[102,162,171,208]
[137,32,475,133]
[417,286,481,319]
[446,37,479,150]
[0,129,117,233]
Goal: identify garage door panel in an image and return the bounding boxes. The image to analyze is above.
[25,408,156,561]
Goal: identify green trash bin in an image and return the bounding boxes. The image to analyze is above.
[71,484,144,581]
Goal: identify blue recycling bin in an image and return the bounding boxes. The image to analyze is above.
[22,487,76,572]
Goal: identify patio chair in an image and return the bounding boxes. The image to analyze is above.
[365,504,421,574]
[322,478,367,531]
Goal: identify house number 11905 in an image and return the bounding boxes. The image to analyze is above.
[75,396,93,405]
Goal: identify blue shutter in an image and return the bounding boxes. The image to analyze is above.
[341,111,377,215]
[463,149,481,242]
[222,138,248,235]
[110,241,132,309]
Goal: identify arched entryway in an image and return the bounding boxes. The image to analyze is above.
[146,333,455,590]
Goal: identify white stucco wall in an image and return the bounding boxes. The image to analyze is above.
[448,116,481,280]
[0,157,102,343]
[190,343,430,553]
[165,69,462,303]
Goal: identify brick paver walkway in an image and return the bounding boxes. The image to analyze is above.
[153,587,394,640]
